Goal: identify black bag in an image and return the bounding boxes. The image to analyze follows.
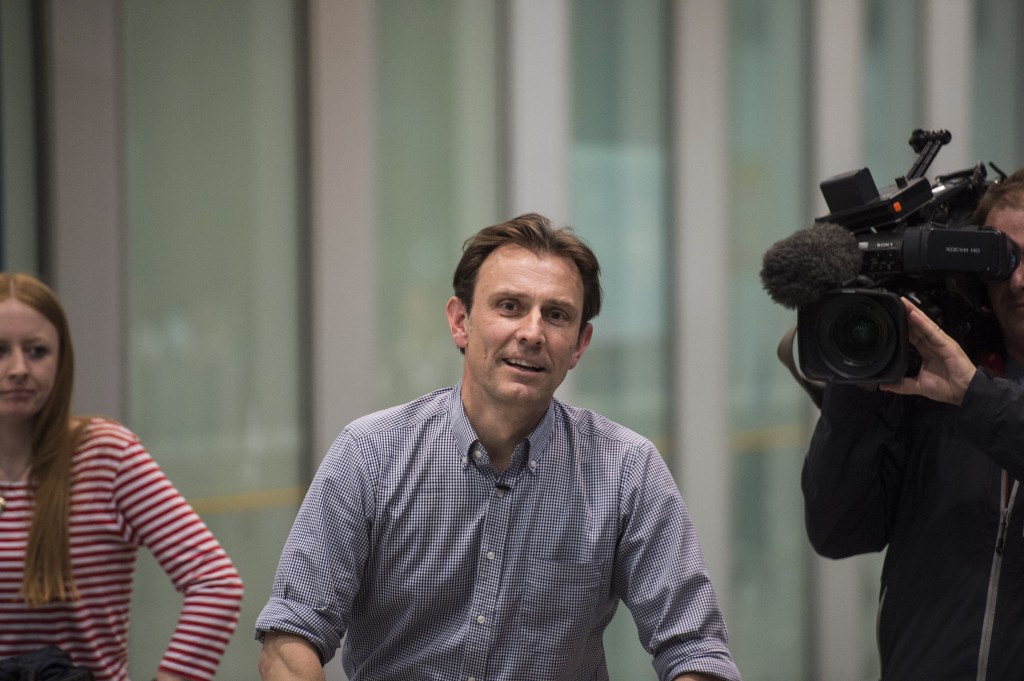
[0,647,94,681]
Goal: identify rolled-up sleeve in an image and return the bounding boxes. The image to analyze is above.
[255,429,374,664]
[615,445,742,681]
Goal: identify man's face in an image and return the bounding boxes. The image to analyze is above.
[446,245,593,422]
[986,207,1024,360]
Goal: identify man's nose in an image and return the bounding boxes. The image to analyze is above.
[517,310,544,344]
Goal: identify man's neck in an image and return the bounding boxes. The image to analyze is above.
[466,405,544,473]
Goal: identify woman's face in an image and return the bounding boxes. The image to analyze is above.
[0,297,60,426]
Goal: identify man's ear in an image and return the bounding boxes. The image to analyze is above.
[568,322,594,370]
[446,296,470,350]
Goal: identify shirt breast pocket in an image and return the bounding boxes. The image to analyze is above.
[518,559,605,679]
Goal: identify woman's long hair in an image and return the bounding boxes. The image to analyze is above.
[1,273,86,605]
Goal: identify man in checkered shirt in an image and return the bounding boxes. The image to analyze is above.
[256,213,742,681]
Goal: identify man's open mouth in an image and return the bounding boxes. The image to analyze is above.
[505,358,543,372]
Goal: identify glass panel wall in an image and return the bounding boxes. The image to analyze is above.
[974,0,1024,169]
[728,1,814,678]
[0,0,38,273]
[374,0,502,409]
[570,0,671,440]
[120,2,306,679]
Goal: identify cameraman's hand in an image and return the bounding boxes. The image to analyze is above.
[879,297,976,406]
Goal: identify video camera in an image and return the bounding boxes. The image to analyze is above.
[773,129,1018,384]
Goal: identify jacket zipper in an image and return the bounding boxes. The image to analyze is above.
[976,471,1017,681]
[876,586,886,666]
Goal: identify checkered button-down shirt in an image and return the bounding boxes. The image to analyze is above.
[256,384,741,681]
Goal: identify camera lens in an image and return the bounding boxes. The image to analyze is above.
[831,308,886,362]
[815,294,899,379]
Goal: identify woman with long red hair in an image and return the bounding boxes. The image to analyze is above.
[0,272,243,681]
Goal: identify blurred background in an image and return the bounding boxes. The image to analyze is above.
[1,1,1022,679]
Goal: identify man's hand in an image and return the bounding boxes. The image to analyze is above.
[258,632,325,681]
[878,297,977,406]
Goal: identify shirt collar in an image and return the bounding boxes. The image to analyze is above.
[448,382,555,472]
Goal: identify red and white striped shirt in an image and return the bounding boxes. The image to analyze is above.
[0,418,244,680]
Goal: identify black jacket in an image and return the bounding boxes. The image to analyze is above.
[803,369,1024,681]
[0,647,92,681]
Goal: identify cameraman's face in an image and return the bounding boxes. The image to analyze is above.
[986,207,1024,359]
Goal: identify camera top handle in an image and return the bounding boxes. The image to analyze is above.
[906,128,952,181]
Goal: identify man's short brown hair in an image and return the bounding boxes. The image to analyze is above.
[452,213,603,329]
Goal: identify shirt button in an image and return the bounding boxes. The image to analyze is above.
[494,488,505,498]
[486,551,495,560]
[529,459,537,471]
[468,678,476,681]
[473,450,483,460]
[476,614,486,625]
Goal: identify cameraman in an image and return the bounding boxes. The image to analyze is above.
[802,170,1024,680]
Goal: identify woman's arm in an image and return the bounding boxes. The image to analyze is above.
[113,430,244,681]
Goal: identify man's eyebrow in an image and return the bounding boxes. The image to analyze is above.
[548,297,580,312]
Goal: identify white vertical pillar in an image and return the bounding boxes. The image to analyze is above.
[813,0,865,189]
[505,0,571,223]
[922,0,975,173]
[808,4,876,680]
[45,0,125,420]
[308,0,379,470]
[673,0,733,609]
